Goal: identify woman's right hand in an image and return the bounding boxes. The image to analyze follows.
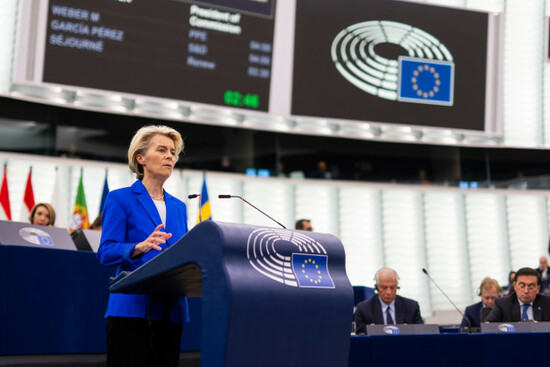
[131,224,172,258]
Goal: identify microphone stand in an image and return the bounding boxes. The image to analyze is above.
[422,268,473,332]
[188,194,202,223]
[218,195,286,229]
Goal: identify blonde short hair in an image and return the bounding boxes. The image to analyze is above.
[480,277,503,296]
[128,125,184,180]
[29,203,56,226]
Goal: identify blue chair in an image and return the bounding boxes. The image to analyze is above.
[353,285,375,305]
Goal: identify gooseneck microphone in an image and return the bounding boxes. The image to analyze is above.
[188,194,202,222]
[218,195,286,229]
[422,268,471,329]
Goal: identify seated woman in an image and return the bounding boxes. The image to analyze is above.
[29,203,56,226]
[90,213,102,230]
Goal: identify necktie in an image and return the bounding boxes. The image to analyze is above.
[386,306,394,325]
[522,303,530,322]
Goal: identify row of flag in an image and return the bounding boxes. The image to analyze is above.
[198,174,211,223]
[0,165,211,228]
[0,165,109,230]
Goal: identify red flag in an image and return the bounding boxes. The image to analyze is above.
[0,165,11,220]
[20,168,35,222]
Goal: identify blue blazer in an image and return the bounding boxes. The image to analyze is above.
[461,301,483,328]
[97,180,189,322]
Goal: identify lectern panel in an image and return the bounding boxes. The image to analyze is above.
[0,220,75,251]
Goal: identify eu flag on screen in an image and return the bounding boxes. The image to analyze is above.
[398,57,454,106]
[292,253,334,288]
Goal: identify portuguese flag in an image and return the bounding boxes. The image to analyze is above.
[71,169,89,230]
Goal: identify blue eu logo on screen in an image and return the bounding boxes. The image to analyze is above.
[37,235,54,246]
[292,254,334,288]
[398,57,454,106]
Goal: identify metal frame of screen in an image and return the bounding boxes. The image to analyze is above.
[8,0,504,147]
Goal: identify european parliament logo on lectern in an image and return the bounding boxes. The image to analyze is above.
[246,227,335,289]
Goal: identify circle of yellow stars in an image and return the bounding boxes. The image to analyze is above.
[411,64,440,99]
[301,258,323,284]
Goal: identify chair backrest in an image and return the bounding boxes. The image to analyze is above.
[353,285,375,305]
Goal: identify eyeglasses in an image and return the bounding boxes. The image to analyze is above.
[516,282,538,291]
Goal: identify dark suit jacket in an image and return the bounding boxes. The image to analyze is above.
[97,180,189,322]
[536,267,550,293]
[460,301,483,328]
[354,295,423,334]
[485,293,550,322]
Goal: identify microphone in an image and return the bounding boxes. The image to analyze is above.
[188,194,202,222]
[421,268,472,330]
[218,195,286,229]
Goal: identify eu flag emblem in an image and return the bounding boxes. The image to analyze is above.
[397,57,454,106]
[37,235,54,246]
[292,254,334,288]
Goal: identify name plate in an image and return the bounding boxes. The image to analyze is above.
[481,322,550,333]
[0,220,75,250]
[366,324,440,335]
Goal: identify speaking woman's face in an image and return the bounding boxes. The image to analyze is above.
[32,205,51,226]
[138,135,177,181]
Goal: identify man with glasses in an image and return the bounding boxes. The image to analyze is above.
[486,267,550,322]
[354,268,423,335]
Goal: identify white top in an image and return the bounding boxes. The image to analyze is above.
[153,199,167,225]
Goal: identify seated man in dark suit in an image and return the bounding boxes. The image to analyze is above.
[536,256,550,295]
[354,268,423,334]
[486,267,550,322]
[460,277,502,328]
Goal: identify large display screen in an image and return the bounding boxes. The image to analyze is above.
[42,0,275,111]
[11,0,501,137]
[292,0,490,131]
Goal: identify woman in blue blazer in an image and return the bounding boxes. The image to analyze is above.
[97,125,189,367]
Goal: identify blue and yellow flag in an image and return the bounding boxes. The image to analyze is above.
[197,174,212,223]
[398,56,454,106]
[292,253,334,288]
